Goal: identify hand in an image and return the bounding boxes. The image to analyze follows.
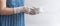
[23,7,40,15]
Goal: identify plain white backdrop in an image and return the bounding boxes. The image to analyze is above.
[24,0,60,26]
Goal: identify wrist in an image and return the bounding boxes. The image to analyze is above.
[14,7,24,14]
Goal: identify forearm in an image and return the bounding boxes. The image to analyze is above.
[0,0,13,15]
[0,7,23,15]
[0,8,14,15]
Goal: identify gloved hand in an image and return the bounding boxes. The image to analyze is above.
[23,7,40,15]
[14,6,40,15]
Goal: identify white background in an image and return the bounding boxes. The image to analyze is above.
[24,0,60,26]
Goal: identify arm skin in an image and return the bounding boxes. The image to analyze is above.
[0,0,20,15]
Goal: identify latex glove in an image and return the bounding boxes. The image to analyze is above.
[14,6,40,15]
[23,7,40,15]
